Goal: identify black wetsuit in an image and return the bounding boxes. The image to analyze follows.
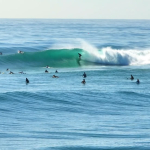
[26,78,29,83]
[131,75,134,80]
[78,53,82,58]
[83,72,87,78]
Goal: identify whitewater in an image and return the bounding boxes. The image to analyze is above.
[0,19,150,150]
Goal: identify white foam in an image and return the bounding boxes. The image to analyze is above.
[79,40,150,66]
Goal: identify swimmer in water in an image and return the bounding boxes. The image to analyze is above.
[45,70,49,73]
[55,70,58,73]
[0,52,2,55]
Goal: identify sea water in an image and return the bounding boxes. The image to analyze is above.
[0,19,150,150]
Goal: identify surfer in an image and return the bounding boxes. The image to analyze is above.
[81,79,86,84]
[9,71,14,74]
[78,53,82,59]
[46,65,49,68]
[130,75,134,80]
[19,71,26,74]
[55,70,58,73]
[18,50,24,54]
[45,70,49,73]
[6,68,9,71]
[52,75,59,78]
[0,52,2,55]
[83,72,87,78]
[26,78,29,84]
[136,79,140,84]
[19,71,23,74]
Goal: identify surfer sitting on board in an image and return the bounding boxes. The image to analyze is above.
[78,53,82,59]
[26,78,29,84]
[45,70,49,73]
[136,79,140,84]
[81,79,86,84]
[130,75,134,80]
[83,72,87,78]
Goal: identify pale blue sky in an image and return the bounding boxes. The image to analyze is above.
[0,0,150,19]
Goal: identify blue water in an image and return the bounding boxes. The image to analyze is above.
[0,19,150,150]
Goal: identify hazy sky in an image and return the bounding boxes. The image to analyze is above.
[0,0,150,19]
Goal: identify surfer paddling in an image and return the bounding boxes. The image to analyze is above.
[52,75,59,78]
[18,50,24,54]
[19,71,26,74]
[9,71,14,74]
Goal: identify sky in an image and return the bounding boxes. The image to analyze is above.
[0,0,150,19]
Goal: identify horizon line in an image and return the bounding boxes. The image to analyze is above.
[0,18,150,20]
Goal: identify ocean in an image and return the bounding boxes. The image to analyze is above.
[0,19,150,150]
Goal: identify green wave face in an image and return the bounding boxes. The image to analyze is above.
[0,49,90,68]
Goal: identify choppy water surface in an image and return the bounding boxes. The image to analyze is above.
[0,19,150,150]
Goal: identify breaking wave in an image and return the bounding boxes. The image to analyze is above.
[1,42,150,68]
